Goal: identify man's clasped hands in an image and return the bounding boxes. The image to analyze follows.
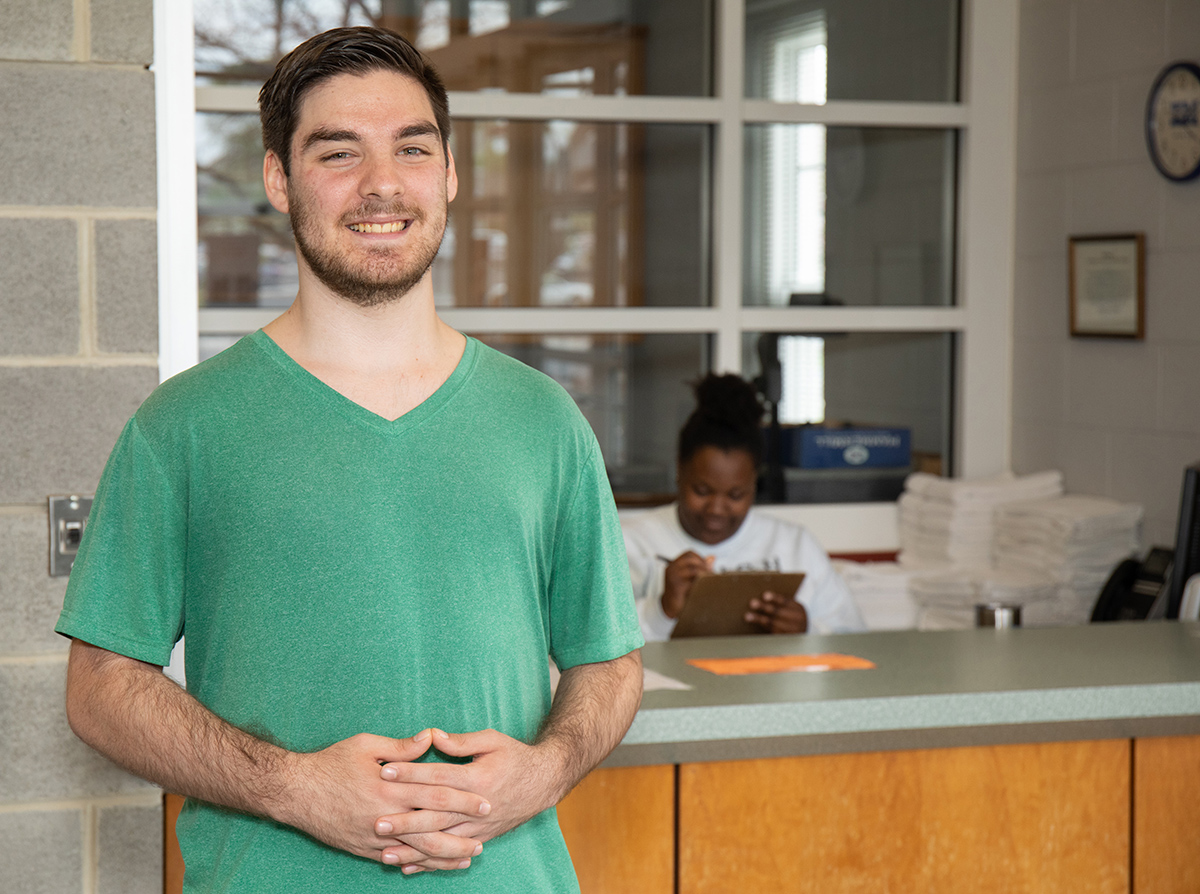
[289,726,561,875]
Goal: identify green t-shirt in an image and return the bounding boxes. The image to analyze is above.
[56,331,643,893]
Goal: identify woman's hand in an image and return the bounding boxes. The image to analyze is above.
[661,552,714,619]
[745,591,808,634]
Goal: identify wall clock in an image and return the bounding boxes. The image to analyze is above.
[1146,61,1200,181]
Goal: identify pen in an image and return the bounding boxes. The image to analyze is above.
[655,554,672,563]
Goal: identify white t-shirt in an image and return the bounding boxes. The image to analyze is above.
[622,503,866,641]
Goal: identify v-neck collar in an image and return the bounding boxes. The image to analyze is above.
[248,329,479,435]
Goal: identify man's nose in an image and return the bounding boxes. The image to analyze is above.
[358,154,404,200]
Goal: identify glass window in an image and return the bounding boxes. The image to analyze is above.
[477,333,707,498]
[443,121,709,308]
[743,126,957,308]
[197,112,294,308]
[195,0,713,96]
[743,331,953,500]
[745,0,960,103]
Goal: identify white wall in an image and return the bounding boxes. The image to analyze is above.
[1011,0,1200,547]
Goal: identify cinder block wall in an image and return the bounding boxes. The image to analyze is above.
[1012,0,1200,546]
[0,1,163,891]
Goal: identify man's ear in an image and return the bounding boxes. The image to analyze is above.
[263,151,290,214]
[444,146,458,204]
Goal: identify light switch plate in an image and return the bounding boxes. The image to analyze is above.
[49,495,93,577]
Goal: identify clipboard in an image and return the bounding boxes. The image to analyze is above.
[669,571,805,639]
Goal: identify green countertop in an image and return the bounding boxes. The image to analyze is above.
[605,621,1200,766]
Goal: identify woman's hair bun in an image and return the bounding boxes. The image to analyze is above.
[678,373,764,464]
[693,374,763,431]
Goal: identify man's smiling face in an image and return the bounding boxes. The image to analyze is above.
[265,68,458,307]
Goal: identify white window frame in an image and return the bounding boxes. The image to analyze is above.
[157,0,1017,479]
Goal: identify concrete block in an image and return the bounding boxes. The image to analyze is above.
[0,218,79,356]
[1160,347,1200,435]
[1010,419,1061,479]
[0,810,83,894]
[0,662,157,801]
[1017,1,1072,94]
[1012,254,1068,345]
[1161,176,1200,253]
[0,64,155,208]
[1011,338,1066,424]
[98,803,163,894]
[1019,83,1115,174]
[1066,164,1164,247]
[1113,72,1155,165]
[1109,430,1200,546]
[96,219,158,354]
[1065,340,1158,430]
[91,0,154,65]
[1074,0,1165,82]
[1167,2,1200,61]
[1014,173,1067,260]
[1146,249,1200,341]
[0,511,70,656]
[0,365,157,504]
[0,0,73,61]
[1054,424,1111,501]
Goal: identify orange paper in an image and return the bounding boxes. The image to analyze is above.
[686,653,876,675]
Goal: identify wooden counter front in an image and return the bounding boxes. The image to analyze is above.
[559,735,1200,894]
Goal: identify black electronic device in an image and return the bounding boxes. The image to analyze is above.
[1091,547,1173,622]
[1163,462,1200,619]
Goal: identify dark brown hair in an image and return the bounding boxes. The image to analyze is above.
[678,374,765,466]
[258,26,451,177]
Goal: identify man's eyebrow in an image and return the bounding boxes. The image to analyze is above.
[301,128,361,153]
[299,123,441,155]
[394,123,441,142]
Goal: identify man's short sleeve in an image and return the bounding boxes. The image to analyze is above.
[546,441,644,670]
[55,416,186,667]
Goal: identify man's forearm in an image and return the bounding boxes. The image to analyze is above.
[535,649,643,801]
[65,638,294,817]
[65,638,490,868]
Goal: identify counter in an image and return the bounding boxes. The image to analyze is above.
[557,622,1200,894]
[611,621,1200,765]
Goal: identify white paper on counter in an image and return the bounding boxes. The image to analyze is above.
[643,667,692,691]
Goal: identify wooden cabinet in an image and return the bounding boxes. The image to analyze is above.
[1134,736,1200,894]
[163,735,1200,893]
[678,741,1129,894]
[557,764,675,894]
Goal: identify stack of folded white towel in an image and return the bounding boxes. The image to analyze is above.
[907,566,1059,629]
[832,560,920,631]
[992,495,1143,625]
[898,471,1065,567]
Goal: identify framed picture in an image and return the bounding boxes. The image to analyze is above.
[1069,233,1145,339]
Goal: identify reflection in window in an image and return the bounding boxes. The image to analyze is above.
[442,121,707,309]
[765,13,827,306]
[196,112,296,307]
[477,333,705,497]
[195,0,709,97]
[760,14,828,425]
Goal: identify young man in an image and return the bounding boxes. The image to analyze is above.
[56,27,643,893]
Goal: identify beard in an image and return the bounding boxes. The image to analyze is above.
[288,192,447,308]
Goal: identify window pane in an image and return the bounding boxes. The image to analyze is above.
[475,333,706,499]
[743,125,956,308]
[743,331,952,502]
[745,0,959,103]
[195,0,713,97]
[197,112,296,308]
[439,121,709,308]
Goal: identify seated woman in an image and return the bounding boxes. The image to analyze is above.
[623,373,866,641]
